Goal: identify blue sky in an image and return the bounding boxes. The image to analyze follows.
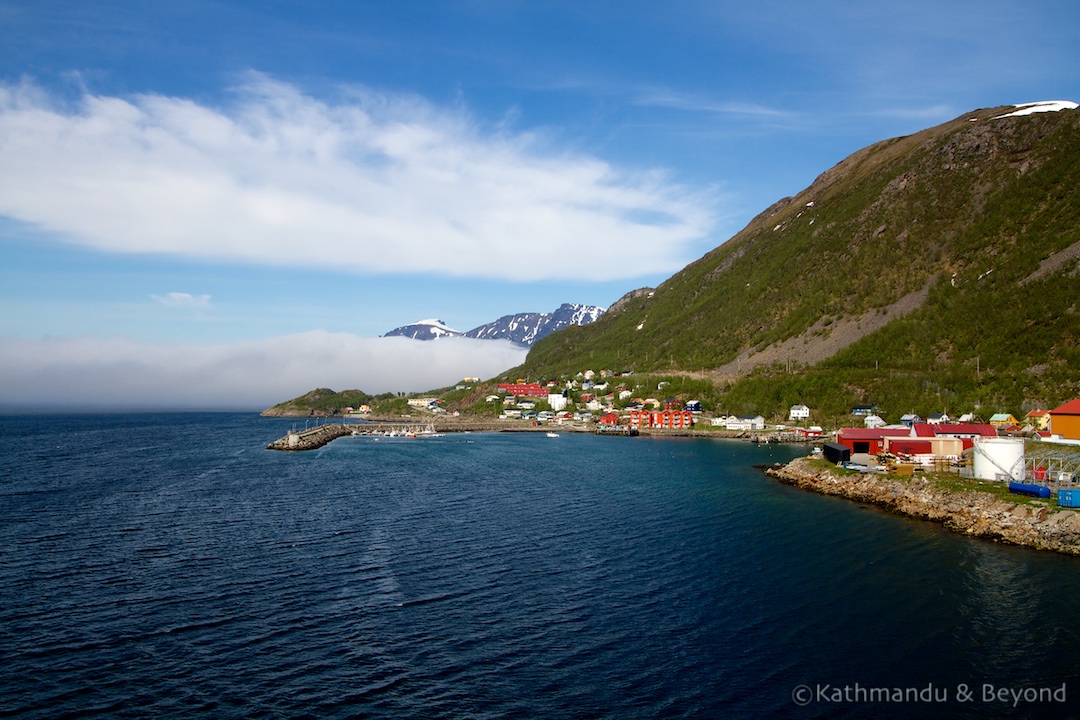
[1,0,1078,408]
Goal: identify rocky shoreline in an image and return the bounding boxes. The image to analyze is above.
[766,457,1080,556]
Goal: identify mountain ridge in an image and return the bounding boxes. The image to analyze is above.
[383,302,605,346]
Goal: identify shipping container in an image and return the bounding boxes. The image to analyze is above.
[1058,489,1080,508]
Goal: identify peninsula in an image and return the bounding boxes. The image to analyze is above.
[766,456,1080,556]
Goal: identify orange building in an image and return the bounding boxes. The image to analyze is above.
[628,410,694,429]
[1049,399,1080,441]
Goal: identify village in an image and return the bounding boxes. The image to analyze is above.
[343,370,1080,453]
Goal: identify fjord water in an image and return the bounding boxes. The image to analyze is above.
[2,414,1078,719]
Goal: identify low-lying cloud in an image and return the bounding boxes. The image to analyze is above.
[0,333,528,410]
[0,74,718,282]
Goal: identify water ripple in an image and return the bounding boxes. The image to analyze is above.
[2,416,1079,718]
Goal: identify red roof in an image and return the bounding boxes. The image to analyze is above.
[1051,399,1080,416]
[838,427,912,440]
[928,423,997,438]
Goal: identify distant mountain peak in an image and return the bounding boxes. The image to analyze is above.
[382,319,462,340]
[465,302,605,345]
[382,303,605,345]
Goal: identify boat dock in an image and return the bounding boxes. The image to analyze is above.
[595,424,639,436]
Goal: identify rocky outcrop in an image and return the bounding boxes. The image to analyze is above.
[766,457,1080,556]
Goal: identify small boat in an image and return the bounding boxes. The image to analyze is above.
[546,432,560,438]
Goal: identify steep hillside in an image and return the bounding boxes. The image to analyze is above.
[517,103,1080,419]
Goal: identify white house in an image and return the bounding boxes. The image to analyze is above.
[789,404,810,421]
[548,393,568,411]
[724,415,766,432]
[864,414,887,429]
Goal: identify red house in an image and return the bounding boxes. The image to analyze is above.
[836,427,912,455]
[911,422,997,451]
[498,383,549,398]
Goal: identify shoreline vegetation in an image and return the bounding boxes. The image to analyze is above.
[766,456,1080,557]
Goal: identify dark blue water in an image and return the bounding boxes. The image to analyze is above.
[2,413,1078,719]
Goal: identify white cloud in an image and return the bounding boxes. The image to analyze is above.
[0,75,719,282]
[151,292,213,309]
[0,333,528,409]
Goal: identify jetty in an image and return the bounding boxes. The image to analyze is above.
[267,423,353,451]
[267,422,443,450]
[595,424,639,436]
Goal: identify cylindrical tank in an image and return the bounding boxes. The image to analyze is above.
[1009,482,1051,499]
[972,437,1025,481]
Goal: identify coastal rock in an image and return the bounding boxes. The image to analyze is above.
[766,457,1080,557]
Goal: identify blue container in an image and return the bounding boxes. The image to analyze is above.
[1009,482,1052,499]
[1058,489,1080,508]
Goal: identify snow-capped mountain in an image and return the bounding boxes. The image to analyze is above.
[382,303,605,346]
[465,303,605,345]
[381,319,463,340]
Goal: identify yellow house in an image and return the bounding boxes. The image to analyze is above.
[1025,409,1051,431]
[989,413,1018,428]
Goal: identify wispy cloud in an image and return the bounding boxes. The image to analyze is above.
[0,74,719,282]
[0,333,528,409]
[151,292,212,309]
[632,89,790,120]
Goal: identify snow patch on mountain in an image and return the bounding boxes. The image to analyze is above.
[383,303,605,346]
[464,303,605,345]
[382,319,463,340]
[994,100,1077,119]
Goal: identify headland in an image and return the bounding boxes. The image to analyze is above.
[766,456,1080,556]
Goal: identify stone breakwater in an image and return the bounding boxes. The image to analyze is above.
[266,419,590,451]
[766,457,1080,556]
[267,424,353,451]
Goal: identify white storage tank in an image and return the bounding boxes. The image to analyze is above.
[972,437,1025,481]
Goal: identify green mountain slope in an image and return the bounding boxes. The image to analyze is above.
[261,388,376,416]
[516,104,1080,421]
